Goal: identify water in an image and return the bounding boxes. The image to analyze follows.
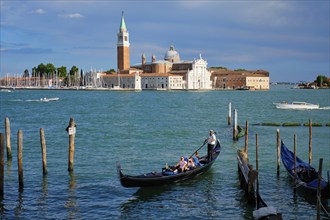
[0,85,329,219]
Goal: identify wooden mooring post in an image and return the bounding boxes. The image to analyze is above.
[316,158,323,220]
[67,118,76,172]
[233,109,237,141]
[309,119,312,165]
[255,133,259,208]
[293,133,297,195]
[277,129,280,176]
[244,120,248,154]
[40,128,47,175]
[0,133,4,199]
[5,117,12,160]
[17,129,24,190]
[228,102,232,125]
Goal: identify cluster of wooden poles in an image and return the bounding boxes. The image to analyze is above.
[229,102,326,219]
[0,117,77,199]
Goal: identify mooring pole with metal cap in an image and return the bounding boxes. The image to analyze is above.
[228,102,232,125]
[233,109,237,141]
[66,118,76,172]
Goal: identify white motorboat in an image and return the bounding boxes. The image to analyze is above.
[1,89,12,92]
[40,97,60,102]
[273,101,319,110]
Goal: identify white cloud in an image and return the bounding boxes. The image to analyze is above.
[58,13,84,19]
[34,8,45,14]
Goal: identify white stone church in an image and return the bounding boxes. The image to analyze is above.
[101,13,212,90]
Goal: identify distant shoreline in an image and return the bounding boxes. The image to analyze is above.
[0,86,255,91]
[1,85,328,91]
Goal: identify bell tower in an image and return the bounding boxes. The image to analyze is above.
[117,12,130,72]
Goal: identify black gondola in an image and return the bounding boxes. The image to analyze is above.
[117,140,221,187]
[253,193,282,220]
[281,141,330,198]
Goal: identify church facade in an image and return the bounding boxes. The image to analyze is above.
[101,13,269,91]
[102,13,212,90]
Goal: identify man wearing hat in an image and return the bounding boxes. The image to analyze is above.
[207,130,216,162]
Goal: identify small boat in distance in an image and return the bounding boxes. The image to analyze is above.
[40,97,60,102]
[1,89,12,92]
[273,101,319,110]
[117,139,221,187]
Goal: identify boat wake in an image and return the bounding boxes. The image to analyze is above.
[276,107,330,110]
[9,99,42,102]
[9,98,60,102]
[26,99,44,102]
[319,106,330,110]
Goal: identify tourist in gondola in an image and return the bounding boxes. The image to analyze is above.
[194,151,200,159]
[175,156,187,173]
[207,130,216,162]
[186,158,196,170]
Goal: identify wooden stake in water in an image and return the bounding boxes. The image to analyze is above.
[67,118,76,172]
[255,133,259,208]
[233,109,237,141]
[277,129,280,176]
[40,128,48,175]
[309,119,312,165]
[5,117,12,159]
[293,133,297,195]
[316,158,323,220]
[228,102,232,125]
[17,129,24,189]
[244,120,248,154]
[0,133,4,199]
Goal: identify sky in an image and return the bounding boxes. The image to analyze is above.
[0,0,329,83]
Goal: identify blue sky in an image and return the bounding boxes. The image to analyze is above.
[1,0,329,82]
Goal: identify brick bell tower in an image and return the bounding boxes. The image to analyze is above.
[117,12,130,72]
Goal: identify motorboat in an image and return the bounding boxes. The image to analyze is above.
[40,97,60,102]
[273,101,319,110]
[1,89,12,92]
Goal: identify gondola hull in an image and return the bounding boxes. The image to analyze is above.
[280,141,329,198]
[253,193,282,220]
[117,140,221,187]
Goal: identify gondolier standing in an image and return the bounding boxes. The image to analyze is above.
[207,130,216,162]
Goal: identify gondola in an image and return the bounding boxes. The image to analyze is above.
[281,141,330,198]
[253,193,282,220]
[117,140,221,187]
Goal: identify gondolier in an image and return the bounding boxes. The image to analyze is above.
[207,130,216,162]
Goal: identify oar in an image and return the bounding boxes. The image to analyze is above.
[189,139,208,159]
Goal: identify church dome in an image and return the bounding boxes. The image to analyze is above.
[164,45,180,62]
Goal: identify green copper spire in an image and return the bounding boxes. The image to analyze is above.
[119,11,127,33]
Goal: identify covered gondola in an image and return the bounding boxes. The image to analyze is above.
[117,140,221,187]
[253,193,282,220]
[281,141,329,198]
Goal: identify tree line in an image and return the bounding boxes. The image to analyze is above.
[21,63,116,87]
[315,75,330,87]
[20,63,82,87]
[23,63,79,79]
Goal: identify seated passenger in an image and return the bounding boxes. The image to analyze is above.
[175,156,187,173]
[192,156,201,167]
[186,158,196,170]
[195,151,200,159]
